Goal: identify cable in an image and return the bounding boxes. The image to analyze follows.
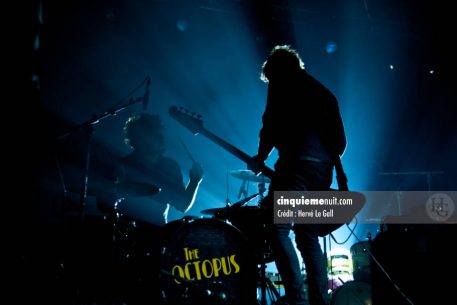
[329,217,358,245]
[368,250,415,305]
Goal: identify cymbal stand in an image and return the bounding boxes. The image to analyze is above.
[257,176,270,305]
[257,225,280,305]
[238,179,248,199]
[258,258,281,305]
[266,275,282,305]
[259,251,267,305]
[258,181,266,202]
[79,124,93,221]
[226,171,231,208]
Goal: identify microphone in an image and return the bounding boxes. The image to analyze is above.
[143,76,151,111]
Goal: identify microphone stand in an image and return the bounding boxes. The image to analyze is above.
[57,96,143,221]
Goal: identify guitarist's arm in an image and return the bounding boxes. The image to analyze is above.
[320,95,347,157]
[249,112,275,174]
[257,104,276,160]
[257,126,274,162]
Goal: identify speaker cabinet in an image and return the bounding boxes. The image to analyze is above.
[371,225,455,305]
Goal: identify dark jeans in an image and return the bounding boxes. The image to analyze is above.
[265,159,333,305]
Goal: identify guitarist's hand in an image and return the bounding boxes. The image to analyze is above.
[247,154,264,176]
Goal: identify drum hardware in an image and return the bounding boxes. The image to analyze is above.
[161,270,228,305]
[267,272,299,305]
[67,180,160,198]
[258,240,275,305]
[244,207,274,305]
[230,169,270,200]
[200,193,260,217]
[230,169,271,184]
[258,180,267,201]
[113,180,161,197]
[103,180,163,269]
[257,270,283,305]
[238,179,249,199]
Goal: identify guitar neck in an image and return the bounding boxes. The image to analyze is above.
[200,130,250,163]
[199,129,275,179]
[168,105,275,179]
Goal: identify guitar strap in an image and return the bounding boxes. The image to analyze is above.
[333,154,348,191]
[316,155,348,237]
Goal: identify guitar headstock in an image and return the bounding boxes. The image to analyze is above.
[169,106,204,135]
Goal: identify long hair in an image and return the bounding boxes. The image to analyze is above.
[260,45,305,83]
[123,113,164,148]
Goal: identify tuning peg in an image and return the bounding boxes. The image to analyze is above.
[184,108,189,114]
[196,114,202,120]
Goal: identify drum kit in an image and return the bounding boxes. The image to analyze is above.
[67,169,274,305]
[61,165,372,305]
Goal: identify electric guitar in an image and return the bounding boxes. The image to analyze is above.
[169,106,348,189]
[169,105,355,236]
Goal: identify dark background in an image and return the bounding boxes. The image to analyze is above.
[15,0,457,304]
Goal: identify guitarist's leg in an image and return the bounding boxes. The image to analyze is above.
[295,224,329,305]
[266,159,332,305]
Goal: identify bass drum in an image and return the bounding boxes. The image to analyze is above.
[161,217,258,305]
[331,281,371,305]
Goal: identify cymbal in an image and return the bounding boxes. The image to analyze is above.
[200,207,227,216]
[69,181,161,197]
[230,169,271,183]
[114,181,161,197]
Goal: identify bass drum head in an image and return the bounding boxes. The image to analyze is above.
[161,218,257,305]
[331,281,371,305]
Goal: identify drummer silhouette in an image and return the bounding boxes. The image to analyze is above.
[112,113,203,226]
[103,112,204,305]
